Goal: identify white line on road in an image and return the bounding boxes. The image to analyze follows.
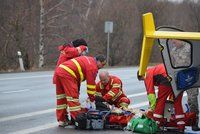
[9,122,58,134]
[2,89,30,94]
[0,75,52,81]
[4,93,188,134]
[0,108,55,123]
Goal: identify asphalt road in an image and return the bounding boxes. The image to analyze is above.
[0,67,199,134]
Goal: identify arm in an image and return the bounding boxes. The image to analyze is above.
[103,80,122,102]
[86,70,97,102]
[144,69,156,110]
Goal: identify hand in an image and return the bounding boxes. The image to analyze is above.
[146,108,153,119]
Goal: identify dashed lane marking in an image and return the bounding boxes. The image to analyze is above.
[0,109,55,123]
[2,89,30,94]
[9,122,58,134]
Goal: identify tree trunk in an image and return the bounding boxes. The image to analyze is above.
[38,0,45,68]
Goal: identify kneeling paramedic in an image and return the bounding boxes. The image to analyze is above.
[95,71,130,110]
[54,55,106,127]
[137,64,185,132]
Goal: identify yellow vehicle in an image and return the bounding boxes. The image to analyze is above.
[138,12,200,97]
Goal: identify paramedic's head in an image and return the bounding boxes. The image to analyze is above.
[137,70,145,81]
[72,38,87,47]
[95,55,106,69]
[99,71,109,85]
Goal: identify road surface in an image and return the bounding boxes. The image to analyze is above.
[0,67,199,134]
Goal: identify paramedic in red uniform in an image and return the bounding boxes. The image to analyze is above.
[137,64,185,132]
[53,38,88,84]
[55,38,88,68]
[95,71,130,109]
[54,55,106,127]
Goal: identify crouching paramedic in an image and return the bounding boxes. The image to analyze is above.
[137,64,185,132]
[95,71,130,109]
[54,55,106,127]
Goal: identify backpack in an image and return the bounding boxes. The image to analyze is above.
[75,110,108,130]
[126,115,158,134]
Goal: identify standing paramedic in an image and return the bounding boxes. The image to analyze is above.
[137,64,185,132]
[54,55,106,127]
[53,38,88,84]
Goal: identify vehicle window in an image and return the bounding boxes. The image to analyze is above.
[167,39,192,68]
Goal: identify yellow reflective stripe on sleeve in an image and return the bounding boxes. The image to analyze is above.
[112,91,123,101]
[69,105,81,112]
[95,92,102,97]
[66,96,79,102]
[56,94,66,99]
[56,104,67,110]
[108,91,115,97]
[119,102,129,108]
[87,84,96,89]
[112,84,121,88]
[100,83,104,89]
[87,89,96,95]
[59,64,77,78]
[71,59,84,81]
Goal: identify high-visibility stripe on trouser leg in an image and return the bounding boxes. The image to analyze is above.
[59,74,81,120]
[55,77,68,122]
[68,101,82,119]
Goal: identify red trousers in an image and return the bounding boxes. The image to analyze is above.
[55,74,82,122]
[153,85,185,129]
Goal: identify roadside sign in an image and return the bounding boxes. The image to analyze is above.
[105,21,113,33]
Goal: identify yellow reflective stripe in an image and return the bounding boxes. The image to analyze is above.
[71,59,84,81]
[56,104,67,110]
[66,96,79,102]
[112,91,123,101]
[110,79,114,85]
[108,91,115,97]
[95,92,102,97]
[56,94,66,99]
[112,84,121,88]
[87,89,96,95]
[59,64,77,78]
[119,102,128,108]
[100,83,104,89]
[87,84,96,89]
[69,105,81,112]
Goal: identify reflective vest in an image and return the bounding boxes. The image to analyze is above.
[56,56,98,101]
[95,75,126,103]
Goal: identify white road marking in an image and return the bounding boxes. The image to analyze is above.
[129,92,187,108]
[0,108,55,123]
[2,89,30,94]
[9,122,58,134]
[0,91,187,123]
[129,101,148,108]
[128,90,187,98]
[0,75,52,81]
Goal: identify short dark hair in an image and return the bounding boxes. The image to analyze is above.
[72,38,87,47]
[95,54,106,63]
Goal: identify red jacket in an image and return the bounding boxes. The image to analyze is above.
[55,56,98,101]
[95,75,127,103]
[56,44,79,68]
[144,64,171,94]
